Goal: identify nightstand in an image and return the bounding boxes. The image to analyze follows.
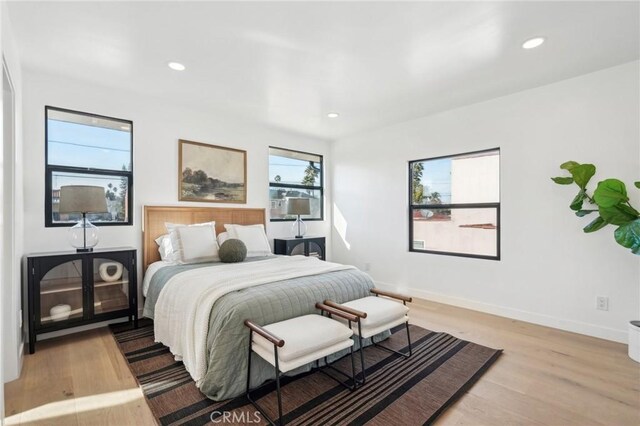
[274,236,326,260]
[26,247,138,353]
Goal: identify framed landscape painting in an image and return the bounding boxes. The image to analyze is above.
[178,140,247,203]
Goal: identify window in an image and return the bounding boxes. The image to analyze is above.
[409,148,500,260]
[269,147,323,221]
[45,106,133,226]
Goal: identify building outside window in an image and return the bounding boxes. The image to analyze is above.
[45,106,133,226]
[269,147,323,221]
[409,148,500,259]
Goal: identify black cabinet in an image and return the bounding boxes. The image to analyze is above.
[26,247,137,353]
[274,237,326,260]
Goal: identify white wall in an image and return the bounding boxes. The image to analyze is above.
[1,0,23,388]
[21,69,332,331]
[0,2,5,420]
[332,61,640,343]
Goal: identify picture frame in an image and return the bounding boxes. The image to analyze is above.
[178,139,247,203]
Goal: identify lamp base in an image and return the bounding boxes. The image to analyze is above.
[68,215,99,252]
[291,216,307,239]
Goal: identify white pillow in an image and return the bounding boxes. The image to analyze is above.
[165,221,220,264]
[154,234,178,263]
[224,224,272,257]
[217,231,230,246]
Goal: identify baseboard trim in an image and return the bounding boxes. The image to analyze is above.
[3,340,24,383]
[374,281,628,343]
[18,342,24,373]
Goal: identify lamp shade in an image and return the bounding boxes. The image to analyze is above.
[287,198,310,215]
[59,185,108,214]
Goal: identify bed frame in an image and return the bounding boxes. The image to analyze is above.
[142,205,266,271]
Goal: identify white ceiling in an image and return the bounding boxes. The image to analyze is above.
[7,1,640,140]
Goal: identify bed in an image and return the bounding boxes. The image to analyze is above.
[141,206,376,400]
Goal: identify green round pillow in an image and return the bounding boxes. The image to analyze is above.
[219,239,247,263]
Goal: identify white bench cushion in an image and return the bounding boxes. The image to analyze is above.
[252,314,354,372]
[358,315,409,339]
[253,338,353,373]
[342,296,409,330]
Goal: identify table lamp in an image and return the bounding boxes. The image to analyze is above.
[287,198,310,238]
[59,185,108,252]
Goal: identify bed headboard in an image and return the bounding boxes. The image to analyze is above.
[143,205,266,271]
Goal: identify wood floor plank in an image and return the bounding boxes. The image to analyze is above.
[4,329,155,426]
[5,298,640,426]
[468,377,606,426]
[408,299,640,426]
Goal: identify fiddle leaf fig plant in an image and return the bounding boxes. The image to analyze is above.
[552,162,640,254]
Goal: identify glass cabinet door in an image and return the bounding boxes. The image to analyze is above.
[308,241,324,259]
[39,259,84,327]
[290,242,305,256]
[92,257,130,315]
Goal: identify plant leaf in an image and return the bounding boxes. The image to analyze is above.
[583,216,607,233]
[568,164,596,189]
[627,204,640,216]
[635,181,640,189]
[599,203,639,225]
[614,219,640,254]
[575,210,597,217]
[560,161,580,171]
[593,179,629,208]
[570,190,586,211]
[551,177,574,185]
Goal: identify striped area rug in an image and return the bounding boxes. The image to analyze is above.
[111,320,501,425]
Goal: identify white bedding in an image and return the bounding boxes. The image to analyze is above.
[153,256,355,385]
[142,261,173,297]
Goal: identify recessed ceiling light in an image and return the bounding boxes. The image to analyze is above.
[168,62,186,71]
[327,112,340,118]
[522,37,545,49]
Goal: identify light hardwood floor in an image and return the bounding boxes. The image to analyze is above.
[5,299,640,425]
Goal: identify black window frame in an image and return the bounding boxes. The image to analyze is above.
[45,106,134,228]
[268,146,324,222]
[408,147,500,261]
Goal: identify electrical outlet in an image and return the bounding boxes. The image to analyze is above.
[363,262,371,272]
[596,296,609,311]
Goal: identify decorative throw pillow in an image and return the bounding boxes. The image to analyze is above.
[155,234,179,263]
[224,224,272,257]
[165,221,220,264]
[217,231,230,246]
[219,239,247,263]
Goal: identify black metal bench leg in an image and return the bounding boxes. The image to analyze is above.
[356,322,366,386]
[274,348,284,426]
[246,332,253,397]
[405,321,413,357]
[371,321,412,359]
[350,344,357,388]
[317,320,359,392]
[318,346,358,391]
[246,332,284,426]
[358,339,366,384]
